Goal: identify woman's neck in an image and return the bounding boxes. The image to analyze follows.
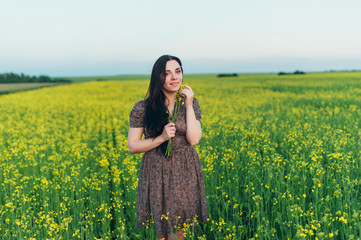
[163,91,177,106]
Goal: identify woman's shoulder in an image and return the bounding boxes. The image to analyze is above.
[132,99,146,110]
[193,97,200,105]
[129,100,147,127]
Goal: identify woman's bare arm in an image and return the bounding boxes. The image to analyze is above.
[180,84,202,146]
[185,105,202,146]
[128,122,176,154]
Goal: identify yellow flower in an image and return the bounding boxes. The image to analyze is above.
[339,216,347,224]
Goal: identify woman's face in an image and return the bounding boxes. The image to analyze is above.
[162,60,183,94]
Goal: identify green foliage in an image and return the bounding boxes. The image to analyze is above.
[278,70,306,75]
[1,72,361,239]
[0,72,71,83]
[217,73,238,77]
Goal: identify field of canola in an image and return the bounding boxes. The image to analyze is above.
[1,72,361,239]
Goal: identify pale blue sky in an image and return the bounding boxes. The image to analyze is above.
[1,0,360,76]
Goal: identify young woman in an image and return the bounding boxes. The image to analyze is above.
[128,55,207,239]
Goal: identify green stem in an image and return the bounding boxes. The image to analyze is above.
[165,92,184,159]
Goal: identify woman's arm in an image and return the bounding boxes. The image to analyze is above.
[128,122,176,154]
[185,105,202,146]
[181,85,202,146]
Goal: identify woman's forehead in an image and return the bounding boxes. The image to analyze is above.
[165,60,181,71]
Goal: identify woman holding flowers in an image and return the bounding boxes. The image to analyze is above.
[128,55,207,239]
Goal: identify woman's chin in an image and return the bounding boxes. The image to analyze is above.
[163,88,178,94]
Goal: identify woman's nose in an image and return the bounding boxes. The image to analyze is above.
[171,73,176,79]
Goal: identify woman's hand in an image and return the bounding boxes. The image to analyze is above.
[180,84,194,108]
[160,122,176,142]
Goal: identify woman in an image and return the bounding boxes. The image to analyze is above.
[128,55,207,239]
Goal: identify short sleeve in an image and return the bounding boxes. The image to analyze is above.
[193,98,202,121]
[129,100,145,128]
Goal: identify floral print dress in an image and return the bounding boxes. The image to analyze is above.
[129,98,207,234]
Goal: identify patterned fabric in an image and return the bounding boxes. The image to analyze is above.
[129,98,207,234]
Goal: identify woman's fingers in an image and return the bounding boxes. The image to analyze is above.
[164,122,176,139]
[166,123,175,131]
[180,85,194,99]
[167,122,175,127]
[181,84,193,93]
[183,84,192,91]
[168,125,176,135]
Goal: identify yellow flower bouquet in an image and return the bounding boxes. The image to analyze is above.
[165,84,185,158]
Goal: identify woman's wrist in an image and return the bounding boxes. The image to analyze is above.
[155,134,167,144]
[186,103,194,110]
[185,101,193,108]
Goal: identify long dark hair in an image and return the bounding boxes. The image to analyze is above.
[144,55,183,153]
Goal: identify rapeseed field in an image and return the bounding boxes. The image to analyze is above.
[1,72,361,239]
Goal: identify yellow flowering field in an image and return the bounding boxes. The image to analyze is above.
[1,72,361,239]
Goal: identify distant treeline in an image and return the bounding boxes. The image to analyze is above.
[278,70,305,76]
[217,73,238,77]
[0,73,72,83]
[326,69,360,72]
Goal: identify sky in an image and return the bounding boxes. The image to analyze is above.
[1,0,361,77]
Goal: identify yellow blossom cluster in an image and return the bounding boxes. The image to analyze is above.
[1,71,361,239]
